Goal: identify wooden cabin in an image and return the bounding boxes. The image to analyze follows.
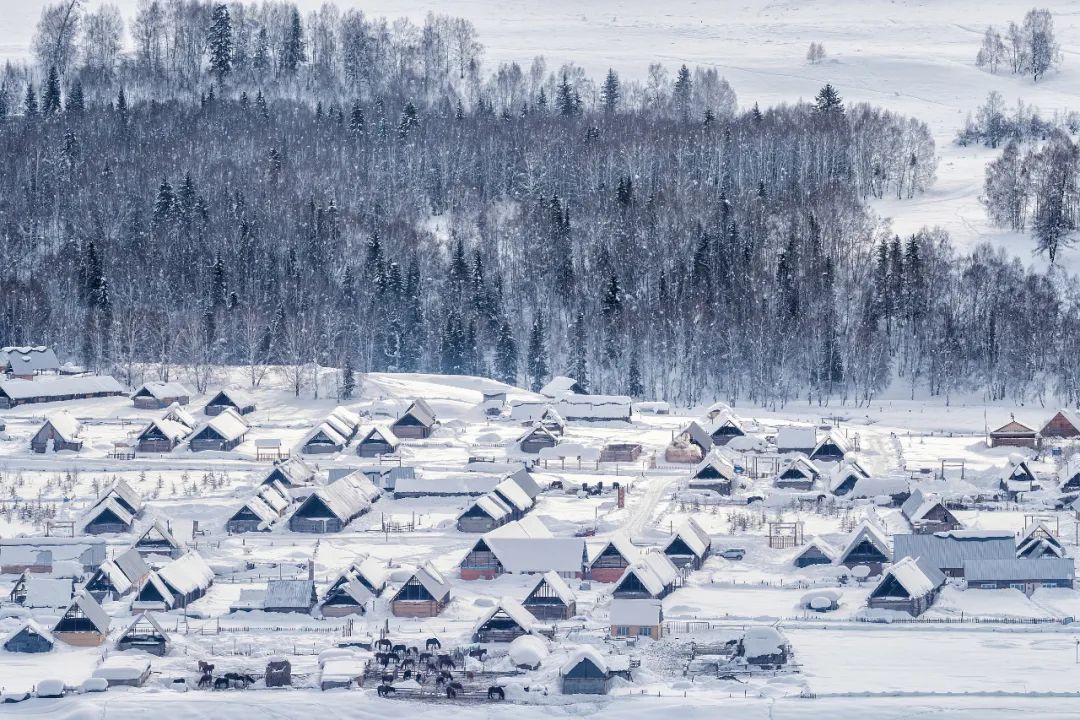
[319,557,387,617]
[793,537,837,568]
[774,455,820,490]
[705,412,745,446]
[560,648,629,695]
[226,483,290,534]
[611,552,679,599]
[867,556,944,616]
[809,431,849,462]
[988,420,1039,449]
[53,592,110,646]
[1041,409,1080,439]
[901,489,962,534]
[299,422,347,455]
[287,472,378,533]
[85,548,150,602]
[472,598,538,643]
[390,563,451,617]
[3,621,54,653]
[132,381,191,409]
[31,412,83,453]
[588,534,640,583]
[0,374,123,408]
[999,459,1041,500]
[457,494,515,534]
[116,613,170,656]
[519,424,559,454]
[688,450,738,495]
[523,571,577,620]
[391,399,437,440]
[355,425,399,458]
[829,460,871,496]
[610,598,663,640]
[261,457,315,488]
[663,518,712,570]
[133,552,214,610]
[82,498,136,535]
[134,520,185,559]
[189,408,249,451]
[136,418,191,452]
[0,345,60,379]
[837,522,891,574]
[204,388,256,416]
[460,517,587,580]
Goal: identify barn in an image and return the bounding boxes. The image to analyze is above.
[390,563,451,617]
[263,579,318,613]
[287,472,379,533]
[131,381,191,409]
[867,556,945,616]
[523,570,577,620]
[355,425,400,458]
[136,418,192,452]
[53,592,111,646]
[774,455,821,490]
[518,424,559,454]
[1041,409,1080,439]
[261,457,315,488]
[391,399,437,440]
[0,374,123,408]
[30,411,83,453]
[204,388,256,416]
[133,552,214,610]
[116,613,170,656]
[663,517,712,570]
[610,598,663,640]
[560,647,628,695]
[189,408,249,451]
[472,598,538,643]
[3,620,55,653]
[988,420,1039,449]
[837,521,891,574]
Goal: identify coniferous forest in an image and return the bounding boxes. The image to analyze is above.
[2,1,1080,407]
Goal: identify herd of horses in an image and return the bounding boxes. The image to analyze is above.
[196,661,256,690]
[371,637,505,701]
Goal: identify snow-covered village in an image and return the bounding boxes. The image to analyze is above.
[6,1,1080,719]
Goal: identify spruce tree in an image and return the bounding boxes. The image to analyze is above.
[349,100,365,135]
[208,4,233,83]
[601,69,620,115]
[495,320,518,385]
[672,64,692,120]
[341,359,356,399]
[24,82,38,118]
[627,352,644,398]
[527,312,549,391]
[65,80,84,116]
[556,73,576,117]
[815,84,844,114]
[569,311,589,392]
[281,7,306,76]
[43,66,62,116]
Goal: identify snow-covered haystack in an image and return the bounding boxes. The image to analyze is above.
[36,678,65,698]
[800,589,841,612]
[738,626,789,668]
[508,635,548,670]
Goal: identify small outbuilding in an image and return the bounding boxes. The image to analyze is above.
[663,517,712,570]
[136,418,192,453]
[391,399,437,440]
[518,424,559,454]
[664,422,711,463]
[263,579,317,613]
[3,620,55,653]
[472,598,539,643]
[792,537,838,568]
[523,570,577,620]
[588,533,640,583]
[560,647,628,695]
[988,420,1039,449]
[204,388,256,416]
[261,457,315,488]
[31,411,83,453]
[866,556,945,616]
[132,382,191,409]
[689,451,738,496]
[901,489,962,535]
[390,563,451,617]
[837,521,891,574]
[319,557,387,617]
[287,472,379,533]
[355,425,399,458]
[809,430,849,462]
[53,592,111,646]
[299,422,348,455]
[82,497,136,535]
[189,408,249,451]
[774,455,820,490]
[116,612,170,656]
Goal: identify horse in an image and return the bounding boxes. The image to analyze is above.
[415,673,425,686]
[408,646,420,657]
[447,681,464,693]
[436,654,455,670]
[425,637,441,651]
[468,648,487,661]
[487,686,505,701]
[376,638,393,652]
[375,652,391,667]
[400,657,416,670]
[418,652,433,666]
[445,686,457,699]
[197,673,213,689]
[402,669,412,680]
[376,684,396,698]
[381,673,395,684]
[391,644,407,656]
[214,677,231,690]
[198,661,215,675]
[385,652,400,665]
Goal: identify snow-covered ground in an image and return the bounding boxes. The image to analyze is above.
[6,0,1080,269]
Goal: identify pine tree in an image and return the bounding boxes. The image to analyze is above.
[24,82,38,118]
[495,319,518,385]
[536,86,547,113]
[65,80,84,116]
[341,358,356,399]
[349,100,365,135]
[398,102,418,140]
[568,311,589,392]
[115,86,129,128]
[0,83,8,123]
[601,69,620,115]
[672,64,692,120]
[527,311,549,391]
[815,84,843,114]
[253,28,270,78]
[556,73,576,117]
[42,66,62,116]
[281,7,306,76]
[208,4,233,83]
[627,352,644,398]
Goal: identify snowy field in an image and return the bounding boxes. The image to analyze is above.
[6,0,1080,270]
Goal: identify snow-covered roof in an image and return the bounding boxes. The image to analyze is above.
[360,424,399,446]
[397,399,436,427]
[233,497,278,528]
[1019,521,1062,547]
[94,654,151,682]
[990,420,1036,435]
[467,493,513,522]
[965,557,1075,583]
[776,426,817,451]
[848,475,909,499]
[829,459,871,491]
[473,597,538,634]
[610,598,662,626]
[165,403,197,429]
[264,579,315,609]
[0,374,122,400]
[394,472,499,497]
[641,550,680,586]
[838,521,891,561]
[873,556,944,599]
[892,532,1014,568]
[540,376,583,398]
[119,612,168,641]
[5,619,54,646]
[206,388,254,409]
[507,469,542,499]
[665,518,712,558]
[590,531,641,567]
[616,561,666,596]
[692,450,736,481]
[741,627,786,659]
[298,473,377,522]
[812,429,850,455]
[529,570,576,604]
[133,381,190,400]
[302,422,347,448]
[0,345,60,373]
[794,536,838,562]
[408,562,450,599]
[42,411,81,443]
[83,497,135,529]
[58,592,110,635]
[1047,409,1080,434]
[259,483,291,512]
[22,577,73,608]
[560,646,610,676]
[1059,456,1080,484]
[330,405,361,429]
[103,548,150,593]
[138,418,192,443]
[158,552,214,595]
[555,394,632,420]
[136,518,183,552]
[778,454,820,479]
[489,515,554,540]
[485,537,586,574]
[263,457,315,486]
[493,477,533,512]
[194,407,250,442]
[323,414,354,441]
[900,488,950,523]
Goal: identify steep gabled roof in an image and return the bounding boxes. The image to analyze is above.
[493,477,533,512]
[137,418,192,443]
[206,388,254,409]
[132,381,191,400]
[396,399,436,427]
[990,420,1037,435]
[794,536,838,563]
[838,521,891,562]
[164,403,197,429]
[664,518,712,558]
[472,597,537,634]
[360,424,399,446]
[302,422,347,448]
[692,450,736,481]
[57,592,110,635]
[158,552,214,595]
[870,556,944,600]
[82,497,135,530]
[590,532,641,566]
[527,570,576,605]
[193,407,249,442]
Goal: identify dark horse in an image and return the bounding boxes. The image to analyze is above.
[376,684,396,697]
[425,637,441,651]
[487,686,505,701]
